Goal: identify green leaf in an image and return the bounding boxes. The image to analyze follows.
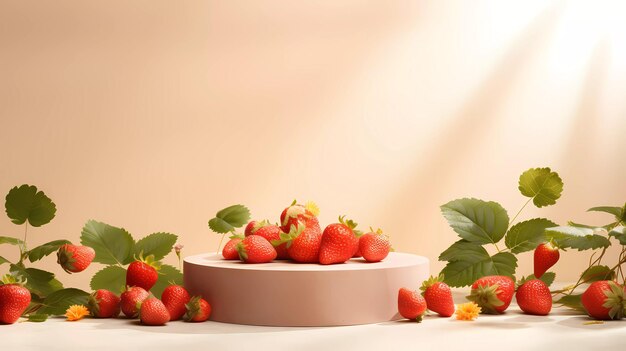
[27,239,71,262]
[438,240,489,262]
[518,272,556,287]
[0,256,9,265]
[208,204,251,233]
[5,184,57,227]
[441,252,517,287]
[580,265,614,283]
[0,236,24,245]
[588,206,623,220]
[518,167,563,208]
[150,264,183,299]
[10,265,63,297]
[440,198,509,244]
[545,226,611,251]
[504,218,557,254]
[80,220,135,265]
[133,232,177,261]
[90,265,127,295]
[38,288,90,315]
[27,314,49,322]
[609,226,626,245]
[555,294,585,312]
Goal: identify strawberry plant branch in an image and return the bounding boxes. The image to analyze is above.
[509,197,533,228]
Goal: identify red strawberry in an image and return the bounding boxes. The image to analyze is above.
[358,229,390,263]
[139,298,170,326]
[254,224,289,260]
[120,286,150,318]
[88,289,120,318]
[516,279,552,315]
[244,220,269,236]
[279,200,320,233]
[126,254,160,291]
[534,242,559,279]
[184,296,211,322]
[419,275,455,317]
[236,235,277,263]
[57,244,95,273]
[319,216,359,265]
[274,221,322,263]
[581,281,625,320]
[352,230,365,258]
[0,276,31,324]
[162,285,191,321]
[222,235,244,260]
[398,287,427,322]
[467,275,515,314]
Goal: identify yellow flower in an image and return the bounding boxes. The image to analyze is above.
[65,304,90,321]
[455,302,481,321]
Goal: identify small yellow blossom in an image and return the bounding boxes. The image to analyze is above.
[455,302,481,321]
[65,304,90,321]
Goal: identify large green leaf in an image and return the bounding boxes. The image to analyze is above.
[90,265,127,294]
[609,226,626,245]
[580,265,615,283]
[441,252,517,287]
[27,239,71,262]
[208,204,251,233]
[10,265,63,297]
[80,220,135,265]
[5,184,57,227]
[133,232,177,260]
[545,226,611,251]
[504,218,557,253]
[38,288,89,315]
[0,236,24,246]
[588,206,623,220]
[440,198,509,244]
[518,167,563,208]
[150,264,183,299]
[438,240,489,262]
[555,294,585,312]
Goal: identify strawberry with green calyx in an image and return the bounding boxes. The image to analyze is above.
[420,275,455,317]
[88,289,120,318]
[162,285,191,321]
[358,228,391,263]
[516,279,552,315]
[534,242,560,279]
[319,216,359,265]
[184,296,211,322]
[273,221,322,263]
[244,220,271,236]
[236,235,277,263]
[254,223,290,259]
[126,253,161,291]
[0,275,31,324]
[279,200,321,234]
[222,235,244,260]
[120,286,150,318]
[398,287,427,322]
[581,281,625,320]
[466,275,515,314]
[56,243,95,273]
[139,297,170,326]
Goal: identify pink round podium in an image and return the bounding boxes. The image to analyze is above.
[183,252,429,326]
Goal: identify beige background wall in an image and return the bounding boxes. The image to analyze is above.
[1,1,625,291]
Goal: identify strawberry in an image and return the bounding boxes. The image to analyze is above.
[534,242,559,279]
[581,280,625,320]
[139,298,170,326]
[358,228,390,263]
[274,221,322,263]
[419,275,455,317]
[279,200,321,233]
[319,216,359,265]
[126,254,160,291]
[244,220,268,236]
[120,286,150,318]
[57,244,95,273]
[0,276,31,324]
[352,230,365,258]
[398,287,427,322]
[236,235,277,263]
[222,235,244,260]
[254,224,290,260]
[88,289,120,318]
[162,285,191,321]
[515,279,552,315]
[466,275,515,314]
[184,296,211,322]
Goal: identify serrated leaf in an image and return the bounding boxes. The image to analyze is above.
[0,236,24,245]
[10,265,63,297]
[27,239,71,262]
[518,272,555,287]
[504,218,557,253]
[27,314,48,322]
[80,220,135,265]
[587,206,623,220]
[208,205,251,234]
[580,265,614,283]
[90,265,127,294]
[38,288,89,315]
[438,240,489,262]
[440,198,509,244]
[441,252,517,287]
[518,168,563,208]
[555,294,585,312]
[545,226,611,251]
[150,264,183,299]
[609,226,626,245]
[0,256,9,265]
[5,184,57,227]
[133,232,177,260]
